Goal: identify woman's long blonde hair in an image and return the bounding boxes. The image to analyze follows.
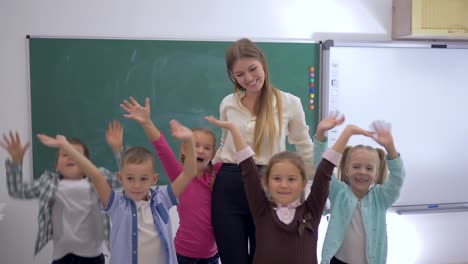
[225,38,283,156]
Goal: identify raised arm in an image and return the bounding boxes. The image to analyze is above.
[103,120,124,188]
[37,134,112,207]
[332,125,374,154]
[315,112,345,142]
[205,115,269,215]
[313,112,345,168]
[306,113,346,217]
[212,98,228,164]
[121,97,183,180]
[169,120,197,198]
[369,121,404,206]
[121,97,161,142]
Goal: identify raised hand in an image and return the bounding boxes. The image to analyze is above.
[105,120,123,152]
[316,111,345,141]
[369,121,393,146]
[318,111,345,132]
[120,97,151,124]
[37,134,68,149]
[333,124,374,154]
[204,115,234,130]
[170,120,193,142]
[0,131,30,164]
[343,124,375,138]
[370,120,397,158]
[205,115,245,151]
[170,119,197,198]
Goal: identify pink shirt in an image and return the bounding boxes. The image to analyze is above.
[152,134,220,258]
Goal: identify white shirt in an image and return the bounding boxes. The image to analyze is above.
[135,200,165,264]
[52,178,104,259]
[335,201,368,264]
[214,90,314,177]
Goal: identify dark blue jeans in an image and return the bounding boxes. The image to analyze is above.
[177,253,220,264]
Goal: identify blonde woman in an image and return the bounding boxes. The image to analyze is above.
[211,38,314,264]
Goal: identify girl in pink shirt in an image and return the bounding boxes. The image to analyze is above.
[121,97,221,264]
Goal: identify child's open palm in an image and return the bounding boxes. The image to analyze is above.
[370,121,394,148]
[36,134,68,149]
[170,120,192,141]
[105,120,123,152]
[204,115,234,130]
[121,97,151,124]
[318,111,345,132]
[0,131,30,164]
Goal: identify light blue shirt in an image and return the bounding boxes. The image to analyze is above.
[104,185,178,264]
[313,137,405,264]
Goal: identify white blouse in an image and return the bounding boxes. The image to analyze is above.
[213,90,314,177]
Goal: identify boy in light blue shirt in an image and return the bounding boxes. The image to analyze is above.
[37,119,198,264]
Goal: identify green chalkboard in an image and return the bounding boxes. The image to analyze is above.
[29,38,320,184]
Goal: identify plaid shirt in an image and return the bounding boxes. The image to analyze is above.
[5,152,122,256]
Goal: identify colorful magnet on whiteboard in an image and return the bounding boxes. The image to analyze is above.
[310,73,315,77]
[309,78,315,83]
[309,94,315,98]
[309,82,314,87]
[309,66,315,72]
[309,105,315,110]
[309,88,314,93]
[309,99,314,104]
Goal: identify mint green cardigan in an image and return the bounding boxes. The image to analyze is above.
[313,138,405,264]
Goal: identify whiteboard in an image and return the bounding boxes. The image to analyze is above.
[321,41,468,207]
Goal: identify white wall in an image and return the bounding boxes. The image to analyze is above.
[2,0,466,263]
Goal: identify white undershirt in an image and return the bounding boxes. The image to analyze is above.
[135,200,165,264]
[52,178,104,259]
[274,198,301,224]
[335,201,367,264]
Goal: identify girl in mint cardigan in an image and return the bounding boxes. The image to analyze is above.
[314,114,405,264]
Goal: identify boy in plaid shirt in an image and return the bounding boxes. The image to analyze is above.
[1,121,123,264]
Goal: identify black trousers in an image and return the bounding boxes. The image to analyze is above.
[330,256,348,264]
[212,163,261,264]
[51,253,105,264]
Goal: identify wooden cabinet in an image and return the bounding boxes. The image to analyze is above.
[393,0,468,40]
